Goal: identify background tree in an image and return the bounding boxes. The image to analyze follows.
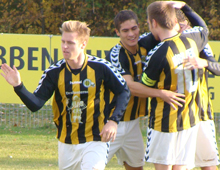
[0,0,219,40]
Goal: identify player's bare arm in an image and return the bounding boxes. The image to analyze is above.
[123,74,185,110]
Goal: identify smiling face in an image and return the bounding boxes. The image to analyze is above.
[61,31,86,61]
[115,19,140,52]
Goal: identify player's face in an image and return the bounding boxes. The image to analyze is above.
[116,19,140,50]
[61,32,85,61]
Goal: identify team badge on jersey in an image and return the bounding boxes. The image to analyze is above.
[83,79,95,88]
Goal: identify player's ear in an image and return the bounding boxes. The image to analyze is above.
[81,40,87,49]
[152,19,157,28]
[115,29,120,36]
[174,17,178,24]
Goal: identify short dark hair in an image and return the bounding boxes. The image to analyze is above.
[114,10,139,31]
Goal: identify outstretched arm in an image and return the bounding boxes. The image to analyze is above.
[1,63,46,112]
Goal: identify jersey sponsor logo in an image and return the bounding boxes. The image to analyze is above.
[83,79,95,88]
[66,95,87,124]
[65,91,88,95]
[142,73,156,86]
[70,80,82,85]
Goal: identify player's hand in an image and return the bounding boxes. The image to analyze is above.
[167,1,186,9]
[159,90,185,110]
[1,63,21,87]
[99,120,117,142]
[184,56,208,70]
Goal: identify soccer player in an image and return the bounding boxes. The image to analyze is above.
[142,1,209,170]
[176,8,220,170]
[1,20,130,170]
[105,8,186,170]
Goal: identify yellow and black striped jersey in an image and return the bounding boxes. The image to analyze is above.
[142,28,208,132]
[34,54,126,144]
[197,68,213,121]
[105,36,158,121]
[197,44,216,121]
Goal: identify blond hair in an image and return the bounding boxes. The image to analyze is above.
[60,20,91,43]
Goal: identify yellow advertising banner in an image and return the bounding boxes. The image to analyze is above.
[0,34,119,104]
[0,34,220,114]
[206,41,220,113]
[0,34,51,104]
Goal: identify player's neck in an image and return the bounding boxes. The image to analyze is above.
[66,53,85,69]
[121,42,138,54]
[159,28,179,41]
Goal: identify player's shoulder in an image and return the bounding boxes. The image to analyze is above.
[108,43,127,58]
[147,41,167,57]
[139,32,154,41]
[182,26,205,34]
[44,59,66,73]
[87,54,114,68]
[139,32,160,51]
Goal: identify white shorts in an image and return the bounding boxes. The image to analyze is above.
[145,124,199,165]
[193,120,220,167]
[107,118,145,167]
[58,141,109,170]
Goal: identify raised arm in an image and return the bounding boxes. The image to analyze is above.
[1,63,46,112]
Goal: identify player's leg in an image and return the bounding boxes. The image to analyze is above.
[81,141,109,170]
[194,120,220,170]
[154,164,172,170]
[145,128,177,170]
[172,165,188,170]
[145,124,199,170]
[173,124,199,170]
[58,141,81,170]
[117,118,145,170]
[124,161,143,170]
[201,166,217,170]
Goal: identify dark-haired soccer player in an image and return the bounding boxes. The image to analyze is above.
[1,20,130,170]
[142,1,209,170]
[106,7,186,170]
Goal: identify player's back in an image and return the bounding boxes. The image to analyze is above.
[142,33,201,132]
